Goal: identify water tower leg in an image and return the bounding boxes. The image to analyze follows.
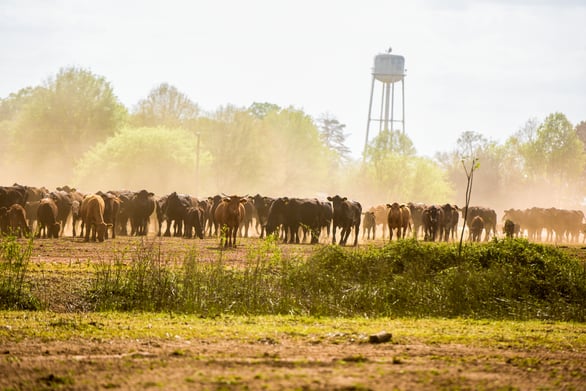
[402,78,405,134]
[383,82,391,132]
[391,82,395,131]
[363,76,376,159]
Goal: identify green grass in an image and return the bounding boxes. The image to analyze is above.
[1,312,585,352]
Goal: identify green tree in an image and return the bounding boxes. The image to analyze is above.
[131,83,199,128]
[523,113,585,182]
[200,105,263,193]
[360,130,452,203]
[73,126,200,193]
[5,67,127,184]
[317,113,352,164]
[248,102,281,119]
[575,120,586,150]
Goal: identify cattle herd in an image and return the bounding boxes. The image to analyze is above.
[1,183,585,247]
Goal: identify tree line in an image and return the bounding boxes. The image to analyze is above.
[1,67,585,211]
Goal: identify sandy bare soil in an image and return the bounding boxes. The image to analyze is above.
[2,334,585,390]
[1,235,585,390]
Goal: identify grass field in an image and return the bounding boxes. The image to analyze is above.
[1,235,585,390]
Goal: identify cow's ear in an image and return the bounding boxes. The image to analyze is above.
[343,197,347,201]
[240,198,248,204]
[149,192,155,197]
[327,196,333,201]
[386,204,391,208]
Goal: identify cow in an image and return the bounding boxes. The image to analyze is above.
[0,207,8,234]
[214,195,247,247]
[327,195,361,246]
[155,194,168,236]
[441,203,459,242]
[266,197,322,244]
[407,202,426,239]
[362,211,376,240]
[470,215,485,242]
[129,190,156,236]
[97,191,121,239]
[251,194,274,239]
[368,205,389,240]
[184,206,205,239]
[0,185,27,209]
[422,204,443,241]
[163,192,197,237]
[36,198,60,239]
[266,197,289,241]
[386,202,411,241]
[206,194,223,237]
[503,209,525,238]
[461,206,497,241]
[19,185,49,232]
[503,219,516,238]
[80,194,111,242]
[239,198,257,238]
[48,190,73,236]
[55,186,84,236]
[5,204,29,237]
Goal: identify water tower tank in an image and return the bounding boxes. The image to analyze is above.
[372,53,405,83]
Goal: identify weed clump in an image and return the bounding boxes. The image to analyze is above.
[0,236,40,310]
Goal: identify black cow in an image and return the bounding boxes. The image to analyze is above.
[252,194,274,239]
[184,206,205,239]
[422,205,443,241]
[163,192,196,237]
[327,195,361,246]
[266,197,322,244]
[129,190,156,236]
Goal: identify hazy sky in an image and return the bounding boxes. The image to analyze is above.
[1,0,585,158]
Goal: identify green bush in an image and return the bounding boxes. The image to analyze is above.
[87,238,586,321]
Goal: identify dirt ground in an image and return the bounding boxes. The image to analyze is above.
[1,235,585,390]
[2,334,585,390]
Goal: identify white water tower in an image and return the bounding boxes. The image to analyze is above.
[363,48,406,157]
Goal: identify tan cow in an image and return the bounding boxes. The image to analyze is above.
[80,194,111,242]
[214,195,247,247]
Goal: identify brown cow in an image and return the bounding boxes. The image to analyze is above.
[81,194,111,242]
[36,198,60,239]
[386,202,411,241]
[6,204,29,237]
[214,195,247,248]
[470,215,485,242]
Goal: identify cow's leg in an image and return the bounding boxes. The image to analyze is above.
[232,226,238,247]
[331,226,337,244]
